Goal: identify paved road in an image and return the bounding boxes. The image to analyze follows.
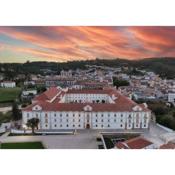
[0,106,12,113]
[142,122,168,147]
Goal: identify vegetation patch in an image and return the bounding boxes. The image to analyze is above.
[102,133,140,149]
[144,101,175,130]
[0,111,12,124]
[113,77,130,87]
[0,87,21,103]
[0,142,44,149]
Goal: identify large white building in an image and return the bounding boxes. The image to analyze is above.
[22,87,151,130]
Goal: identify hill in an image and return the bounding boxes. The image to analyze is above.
[0,57,175,79]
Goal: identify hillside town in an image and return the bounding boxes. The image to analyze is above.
[0,64,175,149]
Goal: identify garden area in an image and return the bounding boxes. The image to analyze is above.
[146,101,175,130]
[0,142,44,149]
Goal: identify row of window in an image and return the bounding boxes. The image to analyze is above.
[27,113,148,120]
[44,124,147,128]
[45,124,82,128]
[28,113,126,117]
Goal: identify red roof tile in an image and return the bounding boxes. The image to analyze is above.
[33,87,60,102]
[25,88,150,112]
[116,137,153,149]
[160,142,175,149]
[67,89,112,94]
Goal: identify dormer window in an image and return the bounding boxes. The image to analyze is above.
[32,105,42,111]
[132,105,142,112]
[83,105,92,112]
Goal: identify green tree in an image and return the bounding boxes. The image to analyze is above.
[12,101,22,121]
[26,118,40,134]
[113,77,130,88]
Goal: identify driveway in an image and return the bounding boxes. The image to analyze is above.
[0,106,12,113]
[0,130,99,149]
[142,122,168,147]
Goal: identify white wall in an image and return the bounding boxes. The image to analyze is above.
[22,111,150,130]
[168,93,175,103]
[64,93,113,103]
[1,82,16,88]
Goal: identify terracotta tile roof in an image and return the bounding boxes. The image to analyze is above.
[33,87,60,102]
[1,81,15,83]
[25,88,150,112]
[67,89,112,94]
[116,137,153,149]
[23,100,148,112]
[160,142,175,149]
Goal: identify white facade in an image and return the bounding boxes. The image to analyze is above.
[22,106,150,130]
[168,93,175,103]
[22,89,37,96]
[64,93,115,103]
[0,81,16,88]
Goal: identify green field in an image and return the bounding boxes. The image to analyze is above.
[0,87,21,103]
[0,142,44,149]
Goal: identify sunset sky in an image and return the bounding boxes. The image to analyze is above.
[0,26,175,63]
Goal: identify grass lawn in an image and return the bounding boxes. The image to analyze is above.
[0,87,21,103]
[0,142,44,149]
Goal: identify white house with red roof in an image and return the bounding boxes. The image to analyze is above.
[22,87,151,130]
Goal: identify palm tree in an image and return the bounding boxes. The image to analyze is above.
[26,118,40,134]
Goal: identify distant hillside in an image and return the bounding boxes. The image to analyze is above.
[0,57,175,79]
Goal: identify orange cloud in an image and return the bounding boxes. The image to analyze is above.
[0,26,175,62]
